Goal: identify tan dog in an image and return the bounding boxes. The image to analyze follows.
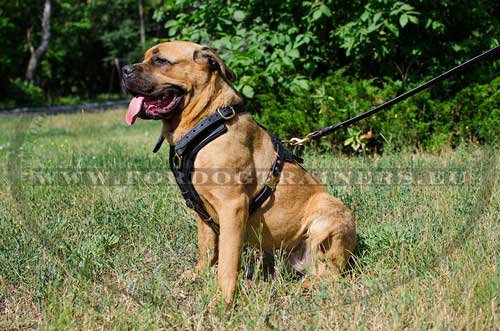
[122,41,356,304]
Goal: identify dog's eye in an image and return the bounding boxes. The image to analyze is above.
[152,56,170,67]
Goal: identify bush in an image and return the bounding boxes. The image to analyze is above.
[253,70,499,153]
[151,0,499,152]
[4,79,45,108]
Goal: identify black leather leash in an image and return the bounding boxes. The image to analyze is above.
[284,46,500,146]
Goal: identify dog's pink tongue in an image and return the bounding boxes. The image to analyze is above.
[125,96,145,125]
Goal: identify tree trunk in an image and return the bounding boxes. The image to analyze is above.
[138,0,146,48]
[25,0,51,82]
[114,58,127,95]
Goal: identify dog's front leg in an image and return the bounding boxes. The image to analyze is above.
[217,196,249,305]
[195,216,218,272]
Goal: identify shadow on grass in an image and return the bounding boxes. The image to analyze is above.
[243,235,371,282]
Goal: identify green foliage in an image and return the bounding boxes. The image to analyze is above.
[255,70,499,152]
[149,0,499,151]
[336,1,421,59]
[344,128,364,152]
[0,0,153,100]
[5,79,45,107]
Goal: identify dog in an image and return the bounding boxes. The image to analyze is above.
[122,41,356,304]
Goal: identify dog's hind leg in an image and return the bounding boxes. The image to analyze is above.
[298,192,356,282]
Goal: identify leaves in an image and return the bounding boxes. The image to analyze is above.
[241,85,254,98]
[399,14,408,27]
[336,1,424,60]
[233,10,246,22]
[310,2,331,22]
[1,0,499,123]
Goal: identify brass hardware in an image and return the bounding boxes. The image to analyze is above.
[264,173,279,191]
[218,106,236,120]
[282,132,314,146]
[173,153,183,169]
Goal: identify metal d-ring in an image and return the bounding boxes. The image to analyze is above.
[173,152,183,169]
[218,106,236,120]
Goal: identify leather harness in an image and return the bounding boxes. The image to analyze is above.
[160,104,302,235]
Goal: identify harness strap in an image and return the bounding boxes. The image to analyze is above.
[168,105,301,235]
[250,130,302,214]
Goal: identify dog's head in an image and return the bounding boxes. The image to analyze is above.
[122,41,236,125]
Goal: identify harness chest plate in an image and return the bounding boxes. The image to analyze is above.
[168,105,302,235]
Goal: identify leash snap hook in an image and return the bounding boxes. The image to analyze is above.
[283,133,314,146]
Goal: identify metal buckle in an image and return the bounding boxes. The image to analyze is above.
[218,106,236,120]
[173,153,183,169]
[264,173,279,191]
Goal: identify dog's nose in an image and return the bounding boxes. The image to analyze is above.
[122,65,136,77]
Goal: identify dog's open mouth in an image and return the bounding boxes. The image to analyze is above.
[125,89,184,125]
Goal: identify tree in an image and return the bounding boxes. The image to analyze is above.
[25,0,51,82]
[138,0,146,48]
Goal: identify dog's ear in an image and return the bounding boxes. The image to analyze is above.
[193,46,236,82]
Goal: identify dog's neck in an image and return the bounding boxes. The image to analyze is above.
[162,73,243,145]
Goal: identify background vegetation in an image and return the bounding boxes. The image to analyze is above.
[1,0,499,151]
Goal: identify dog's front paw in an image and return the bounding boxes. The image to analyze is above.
[300,275,320,289]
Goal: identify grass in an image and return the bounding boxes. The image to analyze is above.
[0,109,498,330]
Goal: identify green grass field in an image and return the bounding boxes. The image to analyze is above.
[0,110,498,330]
